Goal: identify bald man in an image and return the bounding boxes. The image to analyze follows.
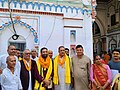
[48,50,53,60]
[0,45,21,90]
[1,56,22,90]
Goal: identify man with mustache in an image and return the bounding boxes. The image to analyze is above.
[1,56,22,90]
[108,49,120,89]
[71,45,91,90]
[0,45,21,90]
[53,46,71,90]
[31,49,38,61]
[108,49,120,73]
[108,49,120,72]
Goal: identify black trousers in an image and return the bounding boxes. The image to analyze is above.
[0,84,1,90]
[46,88,52,90]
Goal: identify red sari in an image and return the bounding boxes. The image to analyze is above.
[92,64,110,90]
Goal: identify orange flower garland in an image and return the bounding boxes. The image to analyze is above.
[23,58,32,71]
[58,55,66,68]
[38,55,50,69]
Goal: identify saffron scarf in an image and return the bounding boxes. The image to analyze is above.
[111,73,120,90]
[53,54,71,85]
[23,58,32,71]
[92,64,110,90]
[38,55,50,69]
[34,57,52,90]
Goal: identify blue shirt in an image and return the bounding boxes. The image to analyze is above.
[108,60,120,72]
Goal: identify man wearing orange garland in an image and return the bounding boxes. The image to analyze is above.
[53,46,71,90]
[35,47,53,90]
[20,49,49,90]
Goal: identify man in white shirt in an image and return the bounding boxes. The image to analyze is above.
[1,55,22,90]
[31,49,38,61]
[0,45,20,72]
[0,45,21,90]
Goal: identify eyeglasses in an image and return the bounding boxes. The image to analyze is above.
[24,53,31,55]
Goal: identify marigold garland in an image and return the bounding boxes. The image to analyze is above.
[23,58,32,71]
[38,55,50,69]
[58,55,66,68]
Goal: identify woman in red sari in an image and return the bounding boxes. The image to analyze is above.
[90,55,112,90]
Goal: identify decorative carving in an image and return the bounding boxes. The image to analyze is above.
[15,16,21,20]
[0,0,92,14]
[92,0,97,22]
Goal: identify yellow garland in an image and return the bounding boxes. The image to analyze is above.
[111,73,120,90]
[53,54,71,85]
[38,55,50,69]
[23,58,32,71]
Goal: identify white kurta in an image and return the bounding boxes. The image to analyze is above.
[1,68,22,90]
[26,61,32,90]
[54,58,70,90]
[0,54,21,86]
[30,56,38,61]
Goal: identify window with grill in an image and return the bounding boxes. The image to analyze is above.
[8,35,26,53]
[111,14,116,26]
[9,42,26,52]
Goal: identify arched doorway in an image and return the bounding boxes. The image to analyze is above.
[93,22,101,55]
[0,19,38,54]
[93,22,100,35]
[8,35,26,53]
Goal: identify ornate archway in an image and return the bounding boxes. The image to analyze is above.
[0,19,38,44]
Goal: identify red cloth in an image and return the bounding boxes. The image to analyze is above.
[101,59,106,64]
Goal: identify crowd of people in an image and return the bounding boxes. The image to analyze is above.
[0,44,120,90]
